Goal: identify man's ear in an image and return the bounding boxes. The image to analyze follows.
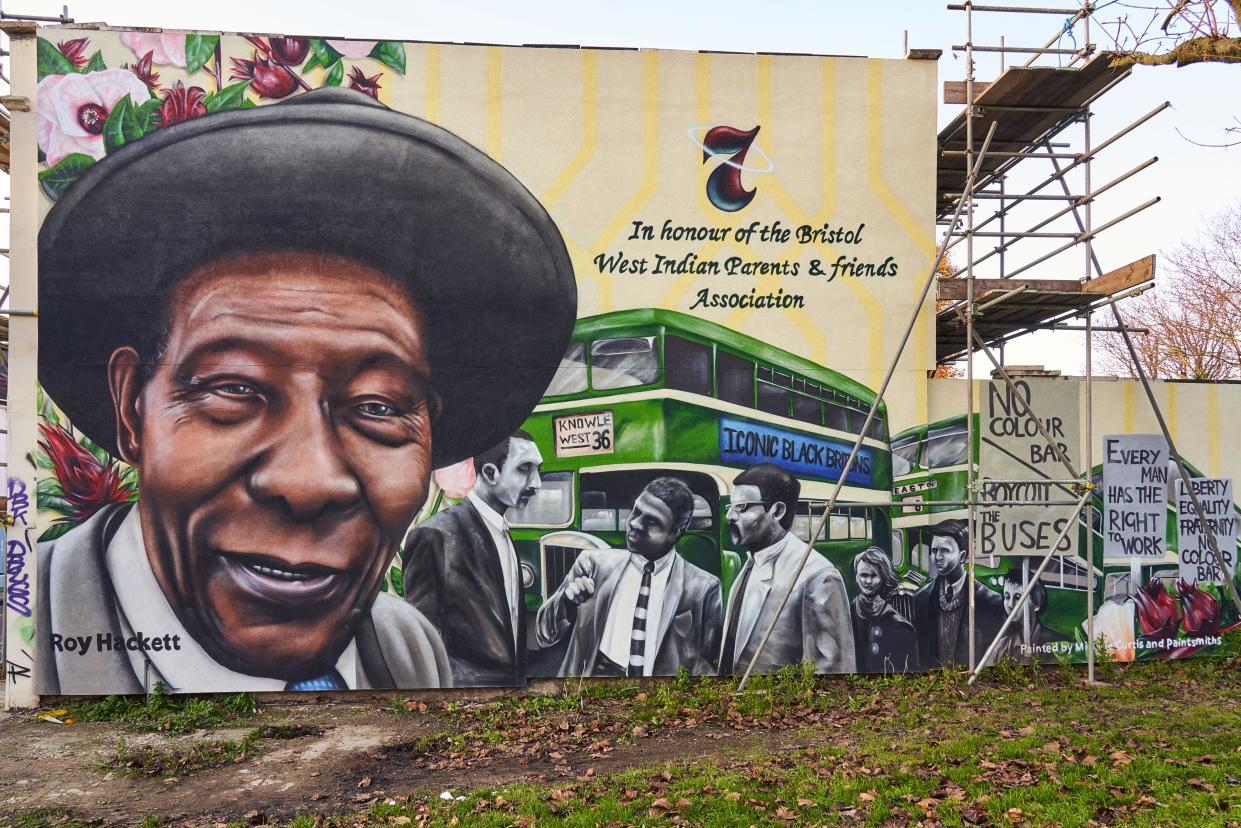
[480,462,500,485]
[108,347,145,466]
[768,501,788,525]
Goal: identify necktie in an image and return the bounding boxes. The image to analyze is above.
[627,560,656,677]
[285,669,346,692]
[719,559,755,675]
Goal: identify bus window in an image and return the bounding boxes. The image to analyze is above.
[545,341,587,396]
[824,400,849,432]
[923,424,968,468]
[891,434,920,476]
[791,393,822,425]
[591,336,659,390]
[757,381,790,417]
[580,489,618,532]
[508,471,575,527]
[829,513,849,540]
[665,335,712,396]
[890,530,905,568]
[717,350,754,407]
[867,415,887,442]
[794,502,872,543]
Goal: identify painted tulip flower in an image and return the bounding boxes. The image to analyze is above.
[347,65,382,99]
[119,31,186,67]
[37,69,153,165]
[57,38,90,68]
[158,81,207,127]
[38,423,137,524]
[326,39,379,59]
[1177,580,1221,636]
[432,459,477,500]
[1133,579,1178,639]
[230,52,299,99]
[268,36,310,65]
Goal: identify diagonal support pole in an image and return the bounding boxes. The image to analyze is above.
[734,122,998,691]
[969,489,1092,685]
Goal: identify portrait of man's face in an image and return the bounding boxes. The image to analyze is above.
[726,483,777,549]
[488,438,543,510]
[625,489,682,561]
[929,534,965,583]
[108,251,435,679]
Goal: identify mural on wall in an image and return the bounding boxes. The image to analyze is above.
[21,26,1238,697]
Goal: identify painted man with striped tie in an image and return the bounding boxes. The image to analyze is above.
[535,477,723,677]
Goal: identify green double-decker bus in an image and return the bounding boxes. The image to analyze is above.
[504,309,894,617]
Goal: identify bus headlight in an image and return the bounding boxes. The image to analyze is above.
[520,562,536,590]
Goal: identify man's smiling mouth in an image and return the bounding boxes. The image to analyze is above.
[218,551,345,604]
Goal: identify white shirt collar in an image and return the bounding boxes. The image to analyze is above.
[750,530,796,568]
[944,567,968,595]
[468,490,509,531]
[628,549,677,574]
[105,505,360,691]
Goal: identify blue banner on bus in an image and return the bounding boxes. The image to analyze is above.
[719,418,874,486]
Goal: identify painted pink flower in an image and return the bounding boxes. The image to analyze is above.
[433,459,476,499]
[326,39,378,59]
[37,69,152,165]
[120,31,186,67]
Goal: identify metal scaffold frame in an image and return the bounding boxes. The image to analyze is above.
[742,0,1241,689]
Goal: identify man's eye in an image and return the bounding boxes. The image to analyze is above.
[356,401,399,417]
[213,382,258,396]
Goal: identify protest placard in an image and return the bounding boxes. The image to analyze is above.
[1175,478,1237,585]
[1102,434,1168,558]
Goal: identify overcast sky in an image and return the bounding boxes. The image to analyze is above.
[9,0,1239,373]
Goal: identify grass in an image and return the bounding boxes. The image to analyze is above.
[68,682,257,735]
[332,654,1241,827]
[102,723,325,778]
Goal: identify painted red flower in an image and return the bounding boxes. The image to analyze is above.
[58,38,90,68]
[269,36,310,66]
[1177,580,1221,636]
[38,423,137,524]
[1133,579,1178,639]
[230,52,298,99]
[347,65,381,99]
[158,81,207,127]
[130,50,161,93]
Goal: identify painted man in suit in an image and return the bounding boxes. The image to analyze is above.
[719,464,856,676]
[912,519,1006,669]
[403,430,543,686]
[536,477,723,677]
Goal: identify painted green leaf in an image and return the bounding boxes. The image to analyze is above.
[102,94,145,155]
[39,522,75,543]
[37,475,65,500]
[309,38,343,70]
[204,80,251,113]
[79,433,112,466]
[38,493,73,515]
[83,50,106,73]
[302,51,321,74]
[184,33,220,76]
[38,152,96,201]
[369,41,406,75]
[35,450,54,470]
[324,60,344,88]
[37,37,76,79]
[134,97,162,131]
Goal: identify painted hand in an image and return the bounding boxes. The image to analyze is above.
[565,575,596,605]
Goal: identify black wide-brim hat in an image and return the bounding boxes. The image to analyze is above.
[38,87,577,468]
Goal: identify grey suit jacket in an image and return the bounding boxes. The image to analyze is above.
[535,548,723,677]
[721,533,857,675]
[403,499,527,687]
[36,504,451,695]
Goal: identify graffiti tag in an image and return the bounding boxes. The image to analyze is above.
[8,477,29,524]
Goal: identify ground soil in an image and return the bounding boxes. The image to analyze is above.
[0,699,801,826]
